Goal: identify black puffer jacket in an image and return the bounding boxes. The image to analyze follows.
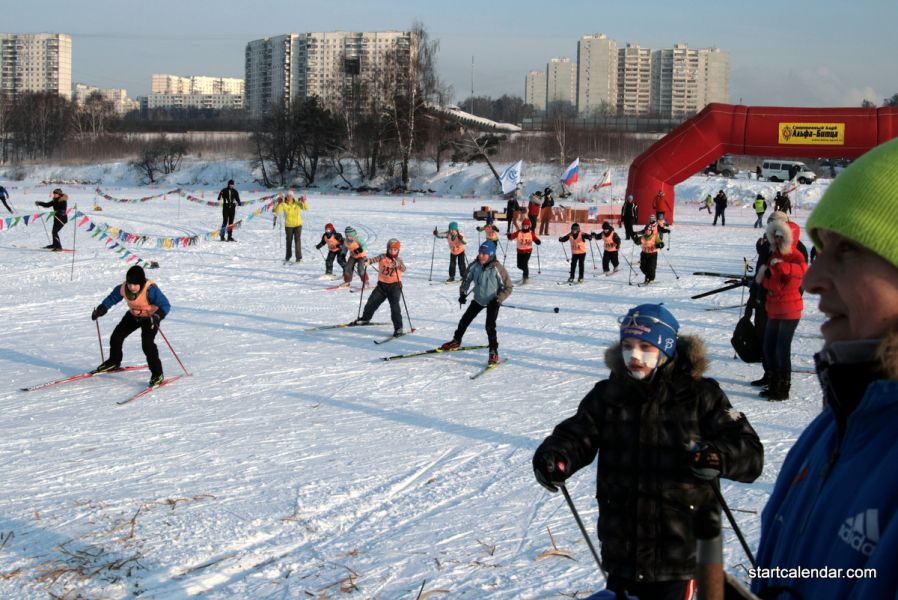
[535,335,763,582]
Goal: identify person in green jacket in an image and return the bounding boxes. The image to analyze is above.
[274,192,309,262]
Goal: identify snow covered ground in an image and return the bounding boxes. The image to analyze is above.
[1,168,830,599]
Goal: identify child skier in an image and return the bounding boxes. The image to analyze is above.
[341,226,369,287]
[91,265,172,387]
[533,303,762,600]
[634,215,666,284]
[558,222,591,283]
[353,239,407,336]
[314,223,346,276]
[597,221,621,275]
[440,242,513,366]
[433,221,468,282]
[507,218,541,283]
[476,216,502,246]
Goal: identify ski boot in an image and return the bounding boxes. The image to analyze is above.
[94,360,121,373]
[488,352,500,365]
[149,373,164,387]
[440,339,461,351]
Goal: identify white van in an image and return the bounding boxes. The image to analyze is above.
[760,160,817,183]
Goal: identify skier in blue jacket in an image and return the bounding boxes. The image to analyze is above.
[752,138,898,599]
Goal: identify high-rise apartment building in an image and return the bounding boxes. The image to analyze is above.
[546,58,576,107]
[151,74,244,96]
[524,70,546,111]
[650,43,729,118]
[617,43,653,116]
[245,31,414,118]
[576,34,617,115]
[0,33,72,99]
[74,83,139,115]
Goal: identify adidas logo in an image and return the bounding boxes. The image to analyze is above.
[838,509,879,556]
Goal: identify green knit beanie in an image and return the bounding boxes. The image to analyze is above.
[807,137,898,269]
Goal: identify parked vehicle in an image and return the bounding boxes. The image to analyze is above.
[703,155,737,177]
[760,160,817,183]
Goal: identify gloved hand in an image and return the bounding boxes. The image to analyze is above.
[534,239,541,245]
[657,241,665,249]
[689,442,723,480]
[558,236,566,242]
[433,227,439,236]
[458,294,467,307]
[148,312,163,331]
[91,304,107,320]
[533,447,570,492]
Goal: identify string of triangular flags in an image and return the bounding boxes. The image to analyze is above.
[94,187,180,203]
[0,210,55,231]
[93,187,278,208]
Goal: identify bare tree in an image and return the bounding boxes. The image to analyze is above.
[73,92,117,139]
[250,98,299,187]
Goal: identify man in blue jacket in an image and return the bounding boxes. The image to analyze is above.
[91,266,171,387]
[752,138,898,599]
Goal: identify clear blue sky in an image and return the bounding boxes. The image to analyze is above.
[5,0,896,107]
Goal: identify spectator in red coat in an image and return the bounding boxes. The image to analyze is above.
[756,218,808,400]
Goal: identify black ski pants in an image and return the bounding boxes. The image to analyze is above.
[51,213,67,249]
[602,250,619,273]
[361,281,403,331]
[108,313,163,378]
[713,207,726,226]
[449,252,467,280]
[325,250,346,275]
[220,205,237,239]
[640,251,658,281]
[516,252,532,280]
[569,253,586,280]
[284,225,302,261]
[1,196,11,213]
[453,299,499,353]
[343,255,368,284]
[623,219,636,240]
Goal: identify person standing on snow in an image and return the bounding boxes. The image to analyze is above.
[217,179,242,241]
[713,189,728,226]
[538,189,555,235]
[634,215,666,284]
[341,226,369,287]
[34,188,68,251]
[527,191,542,233]
[274,192,309,263]
[598,220,621,275]
[433,221,468,282]
[533,303,763,600]
[440,242,513,366]
[91,265,171,387]
[314,223,346,276]
[507,218,541,283]
[558,222,591,283]
[0,185,12,213]
[753,193,767,228]
[620,194,638,240]
[353,239,407,336]
[505,194,521,234]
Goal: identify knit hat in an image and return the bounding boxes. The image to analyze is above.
[227,179,235,186]
[522,218,531,228]
[807,138,898,269]
[619,303,679,359]
[449,221,459,231]
[478,242,496,258]
[571,222,580,230]
[325,223,335,231]
[52,188,64,196]
[602,220,613,231]
[345,226,356,237]
[126,265,146,286]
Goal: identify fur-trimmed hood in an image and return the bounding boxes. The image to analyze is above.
[604,334,710,380]
[766,219,801,255]
[875,322,898,380]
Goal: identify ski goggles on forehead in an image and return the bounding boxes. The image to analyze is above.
[617,312,677,334]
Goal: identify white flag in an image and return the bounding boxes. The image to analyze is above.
[500,160,523,195]
[590,170,612,192]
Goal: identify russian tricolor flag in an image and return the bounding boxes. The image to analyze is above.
[560,158,580,187]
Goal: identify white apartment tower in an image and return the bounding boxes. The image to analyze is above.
[524,70,546,111]
[546,58,576,108]
[576,34,617,115]
[617,43,653,116]
[650,43,729,118]
[245,31,414,118]
[151,74,244,96]
[0,33,72,99]
[74,83,139,115]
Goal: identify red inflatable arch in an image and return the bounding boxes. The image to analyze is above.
[626,103,898,223]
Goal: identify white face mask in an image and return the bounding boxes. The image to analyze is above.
[622,347,660,379]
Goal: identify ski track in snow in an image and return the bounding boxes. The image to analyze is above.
[0,176,832,598]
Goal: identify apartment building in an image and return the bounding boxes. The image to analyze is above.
[651,43,729,118]
[0,33,72,99]
[546,58,576,107]
[151,74,244,96]
[617,43,653,116]
[524,70,546,111]
[576,33,617,115]
[245,30,414,118]
[74,82,139,114]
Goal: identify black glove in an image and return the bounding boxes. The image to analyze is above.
[657,241,665,249]
[689,442,722,480]
[458,294,467,307]
[148,312,163,330]
[558,236,565,242]
[535,239,541,245]
[533,447,570,493]
[91,304,107,320]
[433,227,439,236]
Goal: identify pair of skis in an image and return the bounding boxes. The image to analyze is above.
[303,321,415,345]
[382,344,500,379]
[20,365,182,404]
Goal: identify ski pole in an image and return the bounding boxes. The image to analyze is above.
[157,325,191,376]
[536,243,541,274]
[317,246,326,262]
[40,211,51,243]
[96,320,105,363]
[628,243,636,286]
[660,250,680,279]
[560,484,607,578]
[502,303,559,314]
[399,285,414,332]
[709,479,756,568]
[428,233,436,282]
[356,271,368,320]
[502,238,509,265]
[70,213,77,281]
[667,226,672,251]
[561,241,569,263]
[587,237,597,274]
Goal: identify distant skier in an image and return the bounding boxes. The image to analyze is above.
[341,226,369,287]
[314,223,346,276]
[507,218,541,283]
[652,189,668,221]
[476,216,502,245]
[274,192,309,262]
[0,185,12,213]
[620,194,638,240]
[597,221,621,275]
[713,190,728,226]
[353,239,407,336]
[558,222,591,283]
[505,194,520,234]
[91,265,171,387]
[433,221,468,282]
[527,192,542,233]
[634,216,666,284]
[218,179,242,241]
[774,192,792,214]
[34,188,68,251]
[440,242,513,366]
